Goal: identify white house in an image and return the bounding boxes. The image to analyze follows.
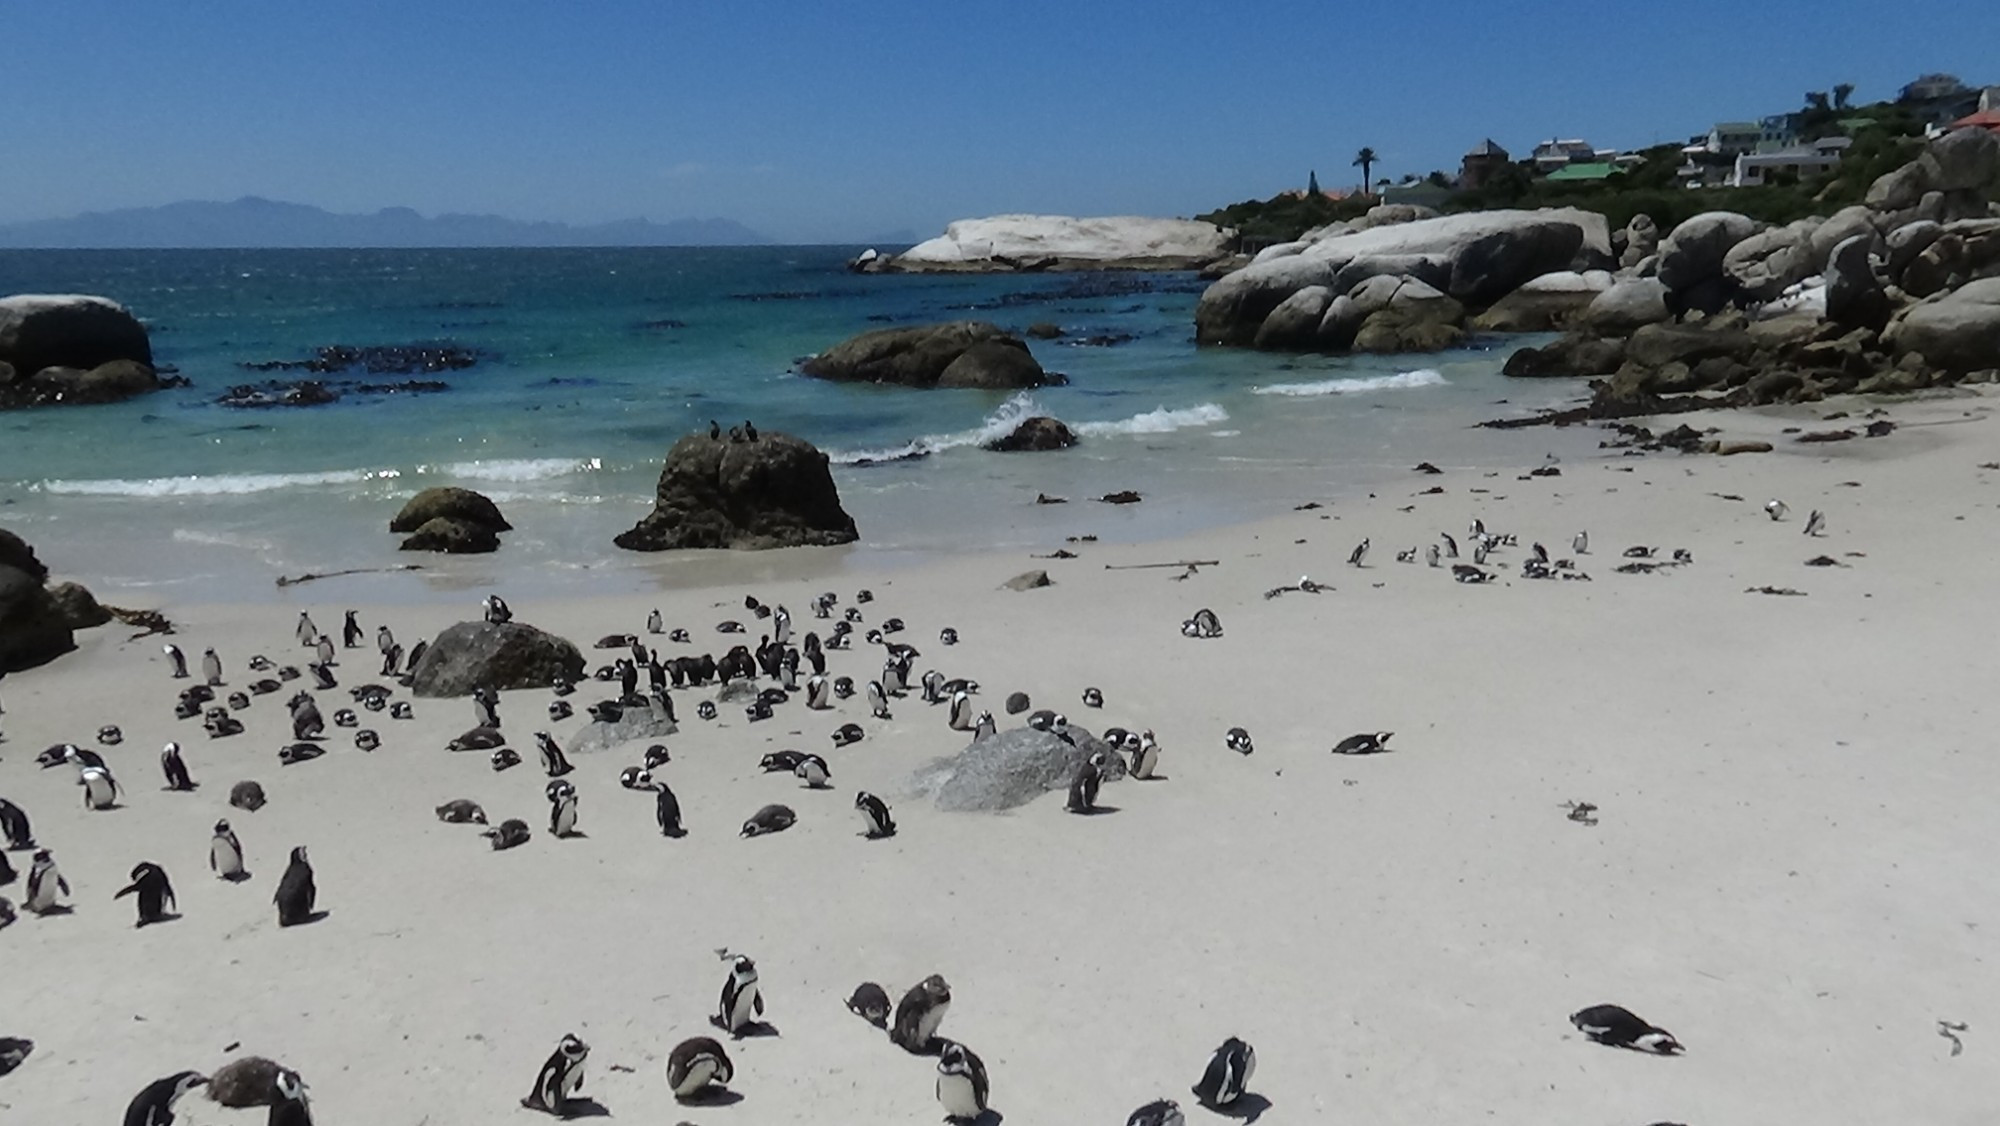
[1730,136,1852,187]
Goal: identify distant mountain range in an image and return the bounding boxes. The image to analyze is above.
[0,197,770,248]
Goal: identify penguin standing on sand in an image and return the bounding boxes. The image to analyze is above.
[1,798,34,850]
[472,685,500,729]
[314,633,335,668]
[892,974,952,1052]
[936,1041,990,1122]
[656,782,684,837]
[1569,1003,1682,1053]
[1131,731,1161,779]
[534,732,574,778]
[341,610,362,649]
[806,675,831,710]
[548,782,579,838]
[1348,538,1371,566]
[295,613,317,648]
[646,608,664,635]
[664,1036,733,1101]
[947,690,974,731]
[867,679,891,720]
[855,791,896,838]
[160,742,196,791]
[79,764,122,810]
[25,849,69,914]
[201,648,223,687]
[522,1033,589,1115]
[210,820,246,881]
[714,953,764,1037]
[164,644,188,679]
[1192,1037,1256,1108]
[273,846,316,926]
[114,862,176,926]
[1573,531,1589,555]
[1066,751,1105,813]
[123,1069,208,1126]
[795,754,832,789]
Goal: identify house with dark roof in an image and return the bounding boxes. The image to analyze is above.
[1458,138,1511,189]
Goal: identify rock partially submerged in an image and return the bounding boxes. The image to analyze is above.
[614,429,858,552]
[984,416,1076,452]
[910,726,1124,811]
[410,620,586,697]
[860,215,1233,273]
[392,487,511,555]
[800,322,1055,389]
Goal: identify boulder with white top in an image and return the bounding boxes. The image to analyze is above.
[0,294,159,409]
[863,215,1233,273]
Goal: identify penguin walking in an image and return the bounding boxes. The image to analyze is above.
[713,953,765,1037]
[664,1036,732,1101]
[1192,1037,1256,1108]
[164,643,189,679]
[24,849,69,914]
[892,974,952,1052]
[936,1041,991,1123]
[1569,1003,1682,1053]
[114,862,177,926]
[160,742,197,792]
[295,612,317,648]
[0,798,34,850]
[201,648,223,687]
[210,820,247,881]
[123,1070,208,1126]
[522,1033,589,1115]
[656,783,684,838]
[1348,538,1371,566]
[534,732,574,778]
[548,784,579,838]
[273,846,316,926]
[79,764,122,810]
[854,791,896,838]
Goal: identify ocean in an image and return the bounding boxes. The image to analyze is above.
[0,246,1589,603]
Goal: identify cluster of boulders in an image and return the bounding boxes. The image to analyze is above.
[852,214,1233,274]
[614,428,859,552]
[0,528,112,671]
[1501,128,2000,421]
[0,294,160,409]
[390,487,513,554]
[799,321,1057,390]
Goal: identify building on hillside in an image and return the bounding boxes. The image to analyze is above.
[1951,109,2000,136]
[1729,136,1851,187]
[1543,161,1623,184]
[1704,122,1763,157]
[1459,138,1511,189]
[1757,113,1802,153]
[1982,85,2000,113]
[1530,138,1597,173]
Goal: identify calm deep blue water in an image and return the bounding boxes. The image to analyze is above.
[0,247,1585,602]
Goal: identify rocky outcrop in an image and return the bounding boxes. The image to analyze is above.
[569,706,678,755]
[1884,277,2000,372]
[1618,215,1661,269]
[0,294,152,375]
[861,215,1233,273]
[910,726,1122,811]
[391,487,510,554]
[1501,333,1627,378]
[46,581,111,629]
[410,620,587,697]
[1826,234,1891,331]
[1657,212,1765,295]
[0,529,74,672]
[614,429,858,552]
[800,322,1054,389]
[984,416,1077,452]
[1583,277,1672,333]
[1470,270,1613,332]
[1195,208,1605,348]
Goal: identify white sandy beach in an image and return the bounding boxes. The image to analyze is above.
[6,390,2000,1125]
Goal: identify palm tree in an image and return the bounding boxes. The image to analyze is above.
[1353,147,1378,196]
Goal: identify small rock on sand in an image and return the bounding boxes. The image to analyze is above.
[1003,570,1052,591]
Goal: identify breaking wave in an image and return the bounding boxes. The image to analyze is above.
[1252,369,1447,397]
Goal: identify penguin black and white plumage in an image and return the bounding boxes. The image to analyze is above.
[641,743,672,773]
[314,633,336,669]
[491,747,522,771]
[547,699,572,722]
[79,764,122,809]
[1348,537,1370,566]
[832,675,855,699]
[122,1069,208,1126]
[655,782,684,838]
[277,743,325,767]
[760,751,807,774]
[295,612,317,648]
[273,845,316,926]
[0,849,12,887]
[1181,608,1222,638]
[201,648,223,687]
[354,729,380,752]
[0,1036,32,1074]
[483,819,531,850]
[483,594,512,625]
[0,798,34,850]
[97,723,124,746]
[854,791,895,838]
[795,754,832,789]
[972,711,996,741]
[696,700,718,722]
[548,786,579,838]
[210,820,247,880]
[534,732,573,778]
[664,1036,733,1101]
[389,700,413,720]
[1332,731,1393,755]
[714,953,765,1036]
[936,1040,990,1122]
[806,674,831,710]
[1131,731,1161,780]
[1440,532,1460,559]
[1804,508,1826,537]
[164,643,189,679]
[377,644,403,677]
[772,604,791,646]
[306,662,336,691]
[619,766,654,791]
[893,974,952,1052]
[947,690,974,731]
[332,708,358,728]
[1066,752,1105,813]
[740,803,796,837]
[645,608,664,635]
[1765,498,1789,521]
[289,694,324,740]
[1127,1099,1185,1126]
[882,656,909,696]
[867,679,891,719]
[521,1033,588,1115]
[1572,530,1589,554]
[846,981,892,1027]
[1192,1036,1256,1108]
[435,799,486,824]
[340,609,362,649]
[1225,727,1254,755]
[115,861,177,926]
[25,849,69,914]
[1570,1003,1682,1053]
[831,723,865,748]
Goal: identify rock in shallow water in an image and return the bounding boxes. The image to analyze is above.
[614,429,858,552]
[800,321,1054,389]
[984,416,1076,452]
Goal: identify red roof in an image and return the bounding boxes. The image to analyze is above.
[1951,109,2000,132]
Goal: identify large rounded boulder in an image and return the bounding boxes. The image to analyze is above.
[0,528,73,672]
[1656,212,1763,294]
[614,429,858,552]
[1885,277,2000,373]
[911,726,1123,812]
[800,321,1053,389]
[391,487,511,554]
[410,620,587,697]
[0,295,152,377]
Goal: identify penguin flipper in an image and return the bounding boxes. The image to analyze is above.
[754,992,764,1016]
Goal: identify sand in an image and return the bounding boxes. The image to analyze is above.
[5,390,2000,1125]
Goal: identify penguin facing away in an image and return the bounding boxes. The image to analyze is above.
[1192,1036,1256,1107]
[521,1032,589,1114]
[122,1069,208,1126]
[115,861,177,926]
[273,846,316,926]
[160,743,197,791]
[0,798,35,849]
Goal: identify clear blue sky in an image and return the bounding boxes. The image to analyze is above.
[8,0,1995,243]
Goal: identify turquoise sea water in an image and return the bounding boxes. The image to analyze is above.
[0,247,1589,602]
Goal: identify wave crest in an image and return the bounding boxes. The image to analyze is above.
[830,394,1228,465]
[1252,369,1447,397]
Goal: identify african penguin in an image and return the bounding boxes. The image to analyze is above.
[646,608,664,635]
[1348,538,1370,566]
[1066,752,1105,813]
[534,732,573,778]
[1192,1036,1256,1108]
[740,803,796,837]
[936,1040,990,1122]
[846,982,892,1027]
[164,644,188,679]
[483,594,512,625]
[795,754,832,789]
[201,648,223,687]
[1569,1003,1682,1053]
[1082,686,1104,708]
[342,610,362,648]
[806,674,832,710]
[656,783,684,837]
[663,1036,733,1101]
[354,729,380,752]
[619,766,655,791]
[548,786,579,838]
[521,1033,589,1114]
[24,849,69,914]
[483,819,531,850]
[854,791,895,838]
[273,846,316,926]
[972,711,996,741]
[892,974,952,1052]
[867,679,891,719]
[0,799,34,850]
[831,723,865,748]
[1331,731,1393,755]
[1181,608,1222,638]
[1127,1099,1186,1126]
[122,1069,208,1126]
[114,861,177,926]
[947,690,974,731]
[1131,731,1161,779]
[295,612,317,648]
[714,953,764,1036]
[79,764,121,810]
[1225,727,1254,755]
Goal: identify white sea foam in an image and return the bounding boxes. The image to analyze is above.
[1252,369,1447,397]
[33,467,403,497]
[423,457,603,482]
[830,393,1228,465]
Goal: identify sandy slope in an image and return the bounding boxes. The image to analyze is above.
[4,391,2000,1125]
